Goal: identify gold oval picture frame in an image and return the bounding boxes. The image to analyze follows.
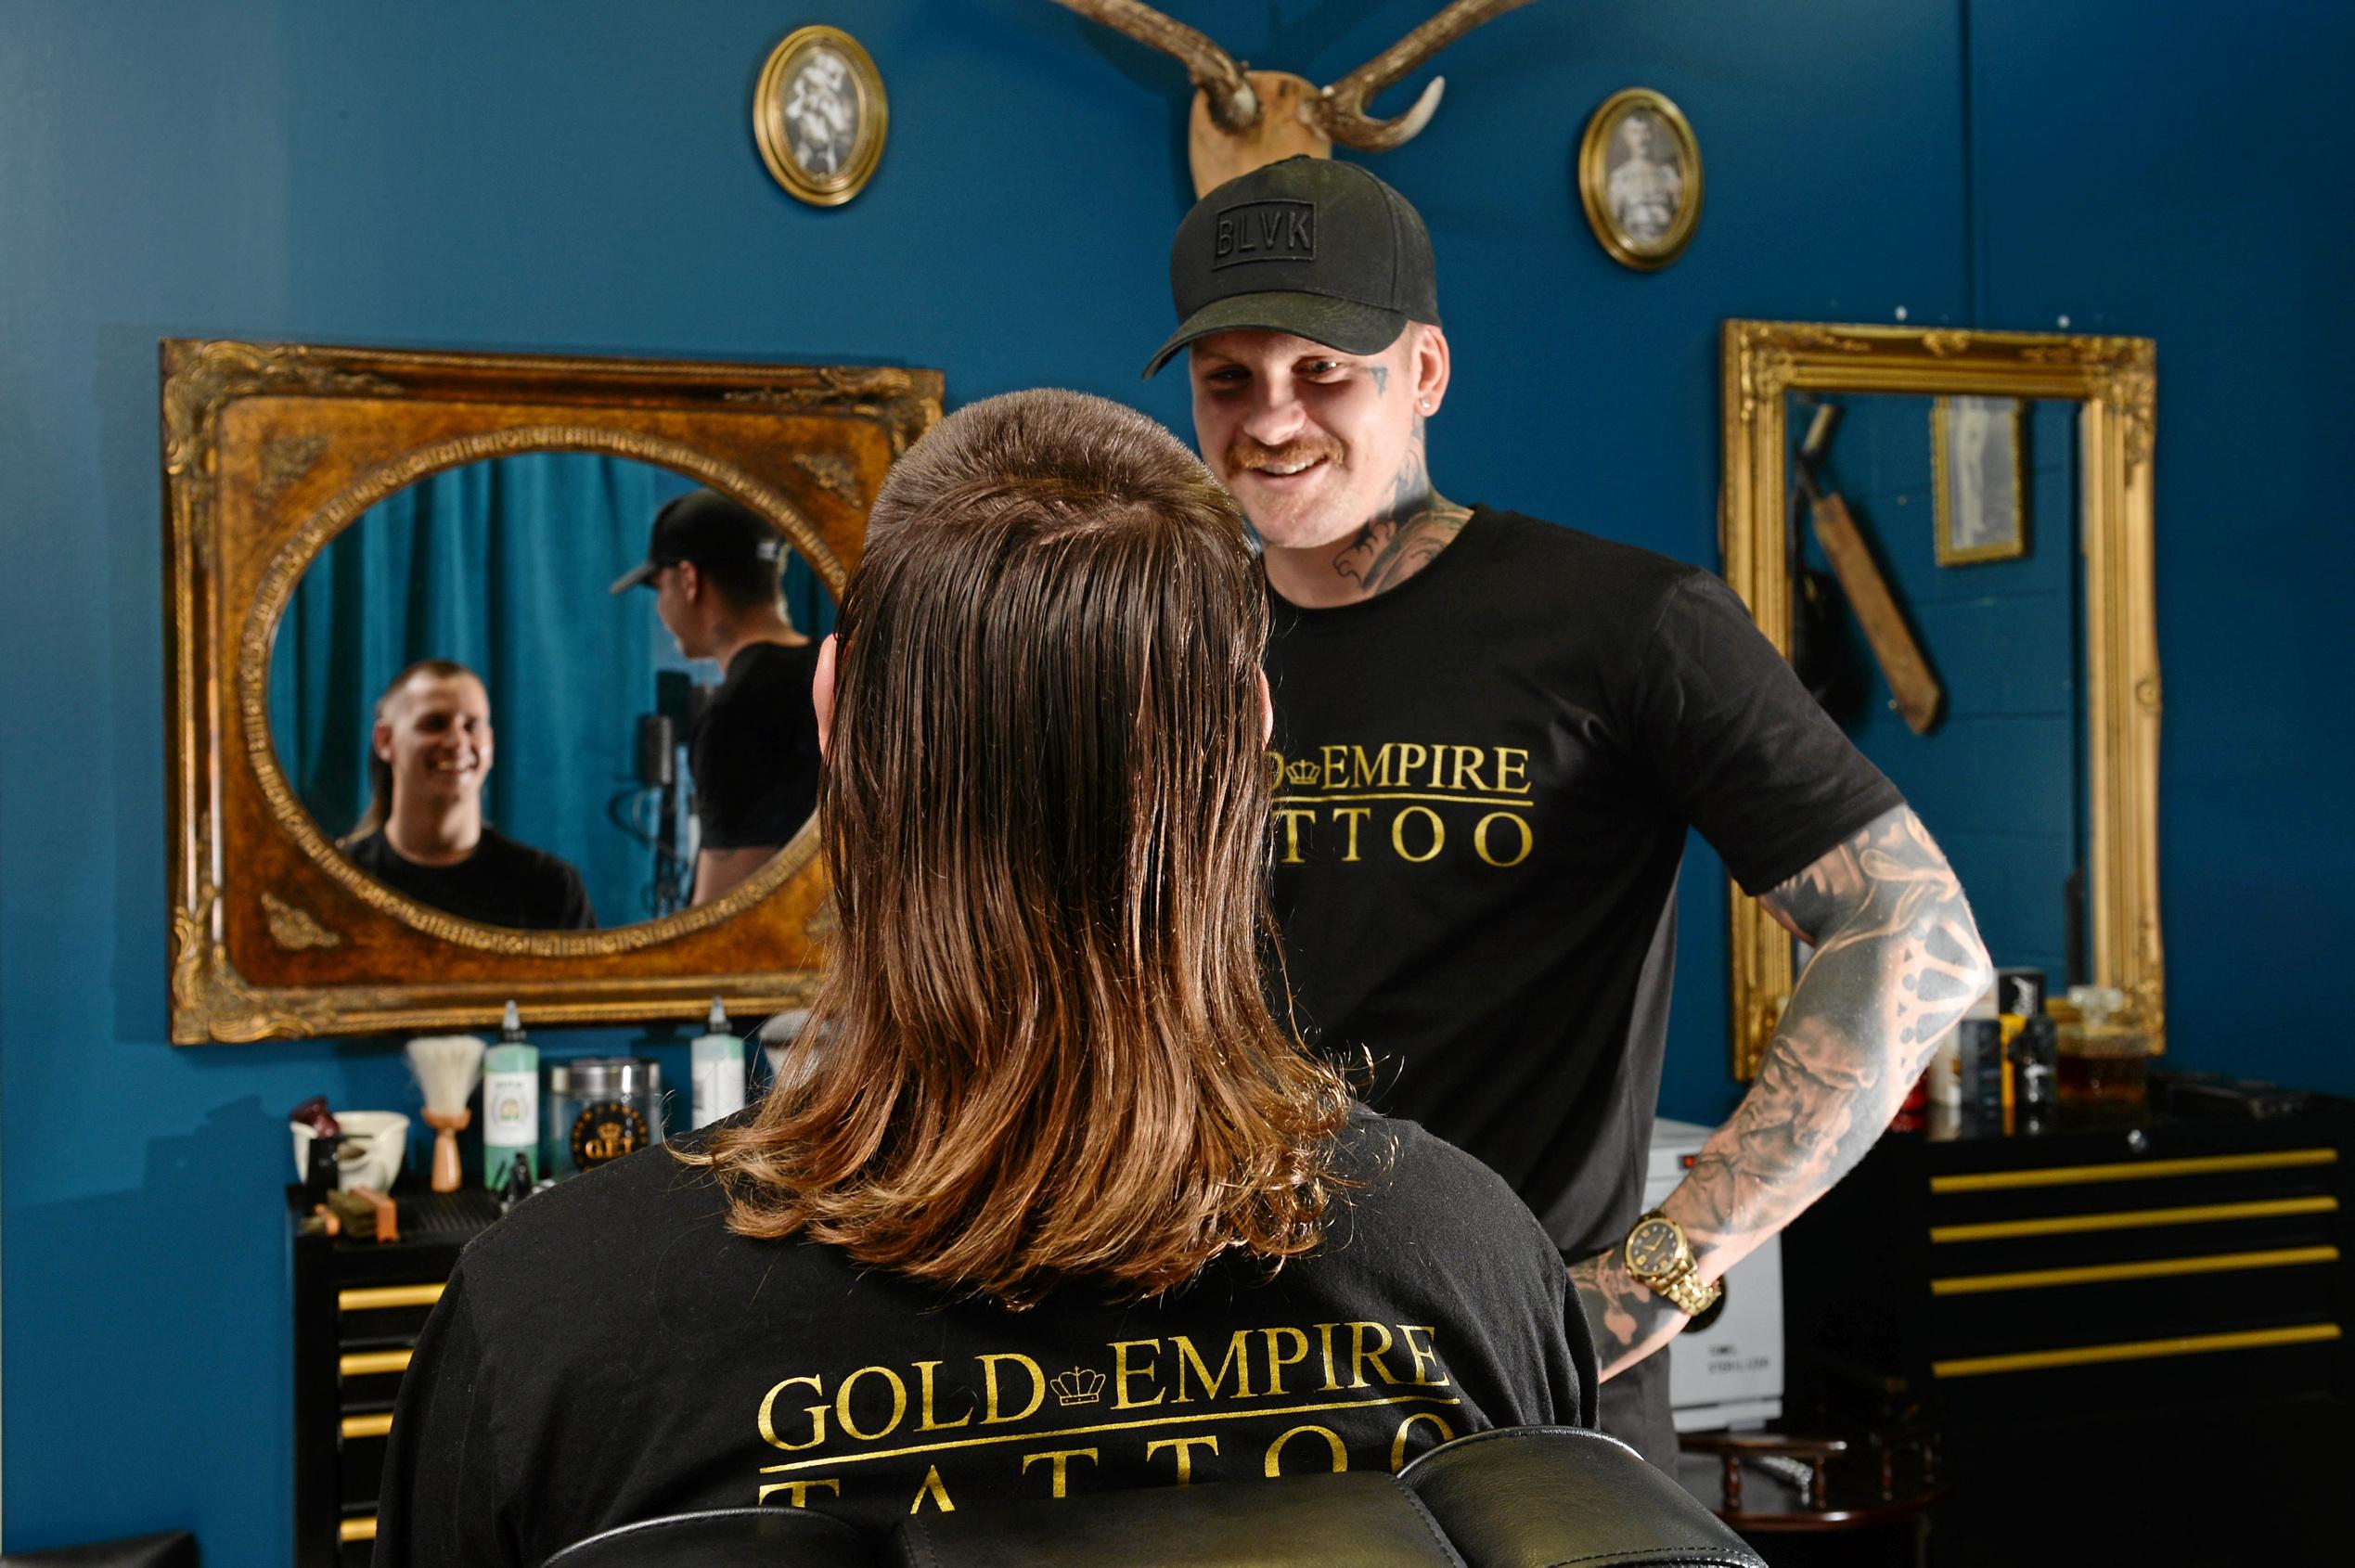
[1578,87,1703,271]
[754,25,887,208]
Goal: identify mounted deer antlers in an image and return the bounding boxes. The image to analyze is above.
[1051,0,1538,196]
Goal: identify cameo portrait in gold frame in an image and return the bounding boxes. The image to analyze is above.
[754,25,888,208]
[1578,87,1703,271]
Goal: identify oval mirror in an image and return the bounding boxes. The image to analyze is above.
[264,452,835,933]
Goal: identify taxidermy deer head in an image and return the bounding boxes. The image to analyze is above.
[1051,0,1538,196]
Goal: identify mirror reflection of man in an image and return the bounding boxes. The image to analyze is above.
[341,660,597,930]
[611,489,822,906]
[1143,157,1991,1469]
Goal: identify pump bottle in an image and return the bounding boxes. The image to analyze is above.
[689,997,747,1129]
[482,1000,540,1187]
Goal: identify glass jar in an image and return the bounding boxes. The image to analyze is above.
[2050,989,2149,1107]
[545,1057,666,1177]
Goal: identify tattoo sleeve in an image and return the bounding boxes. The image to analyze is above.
[1576,803,1991,1378]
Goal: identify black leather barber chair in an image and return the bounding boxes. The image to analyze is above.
[544,1426,1767,1568]
[0,1532,197,1568]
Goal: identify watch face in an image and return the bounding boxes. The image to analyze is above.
[1626,1217,1684,1278]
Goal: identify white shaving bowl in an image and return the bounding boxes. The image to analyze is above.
[291,1111,411,1193]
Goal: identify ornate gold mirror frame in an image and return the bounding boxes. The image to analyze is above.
[162,340,941,1043]
[1719,321,2161,1079]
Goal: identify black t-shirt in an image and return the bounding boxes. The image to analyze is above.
[372,1109,1591,1565]
[691,641,823,851]
[1264,508,1900,1259]
[343,828,596,931]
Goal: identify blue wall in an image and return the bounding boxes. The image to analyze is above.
[1966,0,2355,1093]
[2,1,2348,1557]
[1802,392,2082,987]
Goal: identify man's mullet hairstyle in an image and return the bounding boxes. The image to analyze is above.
[342,657,475,846]
[693,389,1350,1305]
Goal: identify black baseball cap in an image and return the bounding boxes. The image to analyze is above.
[609,488,784,594]
[1142,156,1441,379]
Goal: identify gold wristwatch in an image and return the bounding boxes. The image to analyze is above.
[1622,1209,1721,1317]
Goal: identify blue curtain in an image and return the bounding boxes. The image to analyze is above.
[266,453,835,926]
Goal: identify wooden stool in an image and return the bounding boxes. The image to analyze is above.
[1678,1427,1945,1567]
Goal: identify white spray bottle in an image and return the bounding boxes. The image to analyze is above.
[689,997,746,1129]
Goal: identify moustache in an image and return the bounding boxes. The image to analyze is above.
[1226,435,1345,474]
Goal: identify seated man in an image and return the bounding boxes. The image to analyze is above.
[373,392,1593,1564]
[340,659,595,931]
[611,488,824,906]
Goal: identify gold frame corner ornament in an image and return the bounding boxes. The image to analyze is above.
[1577,87,1703,273]
[754,25,888,209]
[1718,321,2163,1079]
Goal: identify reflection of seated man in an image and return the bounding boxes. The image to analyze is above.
[372,392,1592,1562]
[340,660,596,931]
[612,488,822,906]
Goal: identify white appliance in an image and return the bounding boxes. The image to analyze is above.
[1645,1117,1783,1432]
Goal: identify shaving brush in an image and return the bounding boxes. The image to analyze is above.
[405,1035,487,1193]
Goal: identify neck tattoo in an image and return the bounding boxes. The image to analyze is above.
[1328,422,1471,598]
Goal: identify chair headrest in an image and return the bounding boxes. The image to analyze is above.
[542,1508,876,1568]
[1401,1425,1767,1568]
[890,1470,1463,1567]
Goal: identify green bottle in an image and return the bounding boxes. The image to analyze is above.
[483,1000,540,1187]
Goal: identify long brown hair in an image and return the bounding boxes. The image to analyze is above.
[694,389,1350,1305]
[341,658,476,845]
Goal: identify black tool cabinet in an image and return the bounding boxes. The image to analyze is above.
[289,1188,500,1567]
[1780,1098,2353,1562]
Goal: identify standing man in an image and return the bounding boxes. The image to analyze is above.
[341,659,596,931]
[1143,157,1990,1466]
[612,489,824,906]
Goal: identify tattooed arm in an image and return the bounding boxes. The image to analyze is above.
[1569,803,1991,1377]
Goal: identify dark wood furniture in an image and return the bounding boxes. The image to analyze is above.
[1678,1428,1943,1529]
[1780,1094,2353,1563]
[290,1185,500,1566]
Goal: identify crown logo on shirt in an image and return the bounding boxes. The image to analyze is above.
[1284,759,1322,787]
[1051,1367,1106,1407]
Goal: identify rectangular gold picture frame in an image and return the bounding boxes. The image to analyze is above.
[1719,321,2161,1081]
[161,339,940,1042]
[1932,393,2029,565]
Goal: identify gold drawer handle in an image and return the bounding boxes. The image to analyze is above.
[341,1412,393,1441]
[1931,1149,2336,1195]
[1933,1244,2339,1296]
[1935,1322,2340,1379]
[339,1283,444,1312]
[1932,1195,2336,1243]
[341,1516,379,1543]
[340,1349,413,1378]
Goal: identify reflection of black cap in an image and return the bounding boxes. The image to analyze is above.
[610,489,785,594]
[1143,157,1441,379]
